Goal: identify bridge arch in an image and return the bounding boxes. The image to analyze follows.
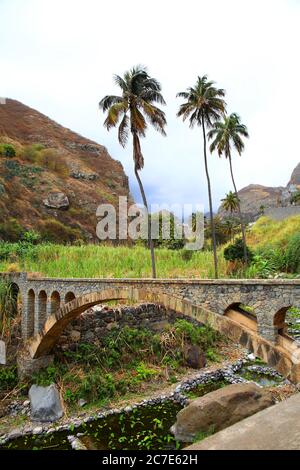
[27,288,188,358]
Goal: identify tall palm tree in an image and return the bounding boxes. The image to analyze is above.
[221,191,240,214]
[208,113,249,263]
[99,65,167,278]
[177,75,226,278]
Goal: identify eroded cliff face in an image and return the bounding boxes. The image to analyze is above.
[289,162,300,186]
[0,99,131,241]
[218,166,300,222]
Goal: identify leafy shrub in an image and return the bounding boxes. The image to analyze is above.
[290,191,300,205]
[32,364,66,386]
[0,366,18,392]
[0,144,16,158]
[22,230,41,245]
[135,362,158,381]
[181,249,193,261]
[172,320,221,350]
[224,238,253,262]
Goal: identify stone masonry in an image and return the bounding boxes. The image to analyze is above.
[2,272,300,382]
[3,273,300,342]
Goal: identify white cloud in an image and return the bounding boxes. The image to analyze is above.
[1,0,300,211]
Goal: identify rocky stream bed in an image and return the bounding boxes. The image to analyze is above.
[0,355,295,450]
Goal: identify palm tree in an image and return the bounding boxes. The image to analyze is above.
[221,191,240,214]
[99,66,167,278]
[222,219,234,243]
[177,76,226,278]
[208,113,249,263]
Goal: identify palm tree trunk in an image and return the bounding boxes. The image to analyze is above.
[134,166,157,278]
[202,120,218,278]
[228,155,248,264]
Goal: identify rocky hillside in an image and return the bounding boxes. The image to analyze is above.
[218,164,300,222]
[0,99,131,242]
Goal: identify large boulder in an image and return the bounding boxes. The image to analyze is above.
[29,384,64,422]
[184,345,206,369]
[43,192,69,210]
[171,383,274,442]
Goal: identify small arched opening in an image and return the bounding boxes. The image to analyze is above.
[65,292,76,303]
[274,308,289,336]
[50,291,61,316]
[274,306,300,349]
[37,290,47,333]
[27,289,35,337]
[224,302,257,332]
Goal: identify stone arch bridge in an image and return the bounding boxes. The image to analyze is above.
[2,273,300,383]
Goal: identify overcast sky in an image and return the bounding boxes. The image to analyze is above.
[1,0,300,212]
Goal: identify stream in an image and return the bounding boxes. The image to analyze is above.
[0,359,286,450]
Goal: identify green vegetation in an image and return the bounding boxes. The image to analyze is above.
[247,215,300,249]
[0,143,16,158]
[221,191,240,214]
[0,280,17,339]
[244,216,300,277]
[0,242,229,278]
[193,426,215,444]
[224,238,253,263]
[29,322,222,408]
[0,215,300,279]
[290,191,300,205]
[0,366,18,394]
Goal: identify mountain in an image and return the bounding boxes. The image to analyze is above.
[289,162,300,186]
[0,99,131,242]
[218,165,300,222]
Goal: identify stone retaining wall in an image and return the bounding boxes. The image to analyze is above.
[57,303,197,349]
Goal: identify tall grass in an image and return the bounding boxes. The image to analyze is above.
[0,244,229,279]
[0,281,17,340]
[247,215,300,249]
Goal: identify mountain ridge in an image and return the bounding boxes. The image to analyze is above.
[218,164,300,222]
[0,99,131,242]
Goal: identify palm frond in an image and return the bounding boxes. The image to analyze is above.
[103,102,127,130]
[140,101,167,135]
[118,114,129,147]
[99,95,124,112]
